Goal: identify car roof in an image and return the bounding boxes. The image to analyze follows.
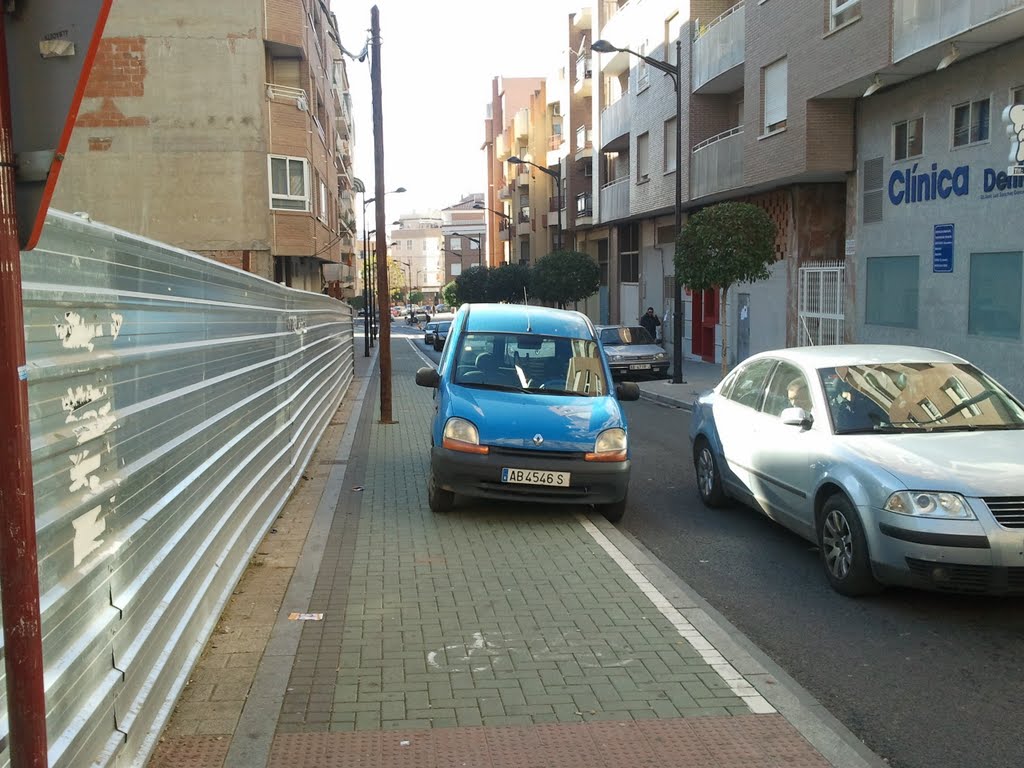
[462,303,595,338]
[744,344,969,368]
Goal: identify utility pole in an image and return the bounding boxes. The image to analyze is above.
[370,6,394,423]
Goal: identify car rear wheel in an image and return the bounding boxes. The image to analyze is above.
[596,495,627,524]
[428,472,454,514]
[693,438,726,508]
[818,494,881,596]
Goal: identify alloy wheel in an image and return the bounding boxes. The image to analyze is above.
[822,509,853,579]
[697,447,715,499]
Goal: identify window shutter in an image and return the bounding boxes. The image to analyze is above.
[862,157,884,225]
[764,58,788,129]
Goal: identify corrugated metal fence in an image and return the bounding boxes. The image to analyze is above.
[2,211,354,767]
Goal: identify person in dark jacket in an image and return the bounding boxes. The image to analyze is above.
[639,307,661,341]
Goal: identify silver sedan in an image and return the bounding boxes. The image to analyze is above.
[688,345,1024,596]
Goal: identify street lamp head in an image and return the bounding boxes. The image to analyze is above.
[591,39,619,53]
[507,156,523,164]
[393,187,407,193]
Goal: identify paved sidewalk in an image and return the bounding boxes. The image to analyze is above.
[148,333,884,768]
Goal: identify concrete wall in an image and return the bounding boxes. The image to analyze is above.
[855,38,1024,397]
[54,1,269,253]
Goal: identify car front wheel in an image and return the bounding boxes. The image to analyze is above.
[595,495,627,523]
[428,472,454,514]
[818,494,881,596]
[693,438,726,508]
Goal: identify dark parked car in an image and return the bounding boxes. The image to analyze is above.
[432,321,452,351]
[423,321,440,345]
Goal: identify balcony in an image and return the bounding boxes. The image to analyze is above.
[692,2,745,94]
[599,177,629,222]
[893,0,1024,61]
[576,191,593,225]
[573,4,592,29]
[690,126,744,200]
[514,108,530,140]
[518,207,531,224]
[574,56,592,96]
[575,126,593,161]
[547,134,566,167]
[498,185,512,200]
[600,97,631,150]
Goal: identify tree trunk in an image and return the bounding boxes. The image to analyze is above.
[720,284,730,377]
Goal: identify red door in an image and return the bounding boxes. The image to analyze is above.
[690,288,719,363]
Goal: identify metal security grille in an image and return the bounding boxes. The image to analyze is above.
[798,260,845,346]
[3,211,355,768]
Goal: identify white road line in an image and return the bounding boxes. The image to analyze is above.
[577,514,776,715]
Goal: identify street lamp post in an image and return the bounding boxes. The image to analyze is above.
[507,156,562,251]
[361,187,406,356]
[472,202,513,264]
[592,37,685,384]
[452,232,483,267]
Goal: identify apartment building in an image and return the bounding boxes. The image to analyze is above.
[54,0,358,294]
[440,195,487,286]
[391,212,444,305]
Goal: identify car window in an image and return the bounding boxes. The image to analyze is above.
[454,333,606,396]
[762,362,811,417]
[724,358,776,410]
[821,361,1024,433]
[600,326,654,345]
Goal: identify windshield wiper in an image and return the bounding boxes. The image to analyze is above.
[835,425,921,435]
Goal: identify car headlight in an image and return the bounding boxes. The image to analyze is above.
[442,417,488,454]
[654,352,666,360]
[586,428,627,462]
[884,491,976,520]
[609,354,624,362]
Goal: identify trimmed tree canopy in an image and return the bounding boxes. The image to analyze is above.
[441,280,458,307]
[530,250,600,309]
[486,262,531,304]
[674,202,776,292]
[453,265,490,304]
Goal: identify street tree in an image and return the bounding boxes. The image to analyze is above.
[454,266,490,304]
[409,290,424,305]
[442,280,458,307]
[675,201,776,375]
[486,262,531,304]
[530,250,599,309]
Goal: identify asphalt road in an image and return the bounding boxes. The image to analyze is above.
[622,396,1024,768]
[405,327,1024,768]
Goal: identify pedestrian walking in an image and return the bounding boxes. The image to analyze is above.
[640,306,661,342]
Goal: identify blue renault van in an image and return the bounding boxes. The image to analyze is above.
[415,303,640,522]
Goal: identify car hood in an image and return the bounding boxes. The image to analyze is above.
[604,343,664,357]
[450,385,625,452]
[842,431,1024,497]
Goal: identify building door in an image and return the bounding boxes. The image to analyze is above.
[690,288,719,362]
[618,223,639,324]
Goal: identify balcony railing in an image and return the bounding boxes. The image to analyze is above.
[576,191,593,217]
[549,134,564,150]
[690,125,744,200]
[692,1,745,93]
[265,83,308,110]
[894,0,1024,60]
[599,177,629,222]
[600,96,631,147]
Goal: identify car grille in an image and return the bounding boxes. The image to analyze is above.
[489,446,584,461]
[984,497,1024,529]
[905,558,1024,595]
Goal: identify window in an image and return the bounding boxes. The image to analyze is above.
[665,13,682,67]
[268,155,309,211]
[952,98,990,147]
[451,263,462,277]
[619,251,639,282]
[451,237,462,250]
[829,0,860,30]
[969,252,1022,339]
[1012,85,1024,105]
[865,255,919,328]
[406,240,413,249]
[637,41,649,89]
[893,117,924,161]
[318,177,328,223]
[726,359,777,410]
[469,239,479,250]
[763,363,811,417]
[637,132,650,182]
[763,58,788,134]
[664,118,677,172]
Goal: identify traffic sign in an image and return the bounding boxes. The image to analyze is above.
[4,0,113,250]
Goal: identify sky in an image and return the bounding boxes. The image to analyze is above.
[332,0,578,226]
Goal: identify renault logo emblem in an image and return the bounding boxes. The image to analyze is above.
[532,434,544,446]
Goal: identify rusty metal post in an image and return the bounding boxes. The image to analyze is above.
[0,14,51,768]
[370,6,394,423]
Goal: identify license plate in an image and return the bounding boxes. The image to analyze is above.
[629,363,651,370]
[501,468,570,487]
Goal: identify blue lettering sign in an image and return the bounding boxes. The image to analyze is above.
[888,164,969,206]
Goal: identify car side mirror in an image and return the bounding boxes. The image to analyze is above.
[415,366,440,388]
[780,406,812,427]
[615,381,640,401]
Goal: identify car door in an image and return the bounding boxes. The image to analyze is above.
[710,357,778,500]
[747,362,823,538]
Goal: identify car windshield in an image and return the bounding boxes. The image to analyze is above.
[437,322,451,332]
[453,332,607,396]
[600,326,655,345]
[819,362,1024,434]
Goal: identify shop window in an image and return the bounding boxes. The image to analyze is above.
[763,58,788,134]
[952,98,990,147]
[865,256,919,328]
[969,252,1022,339]
[893,117,924,161]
